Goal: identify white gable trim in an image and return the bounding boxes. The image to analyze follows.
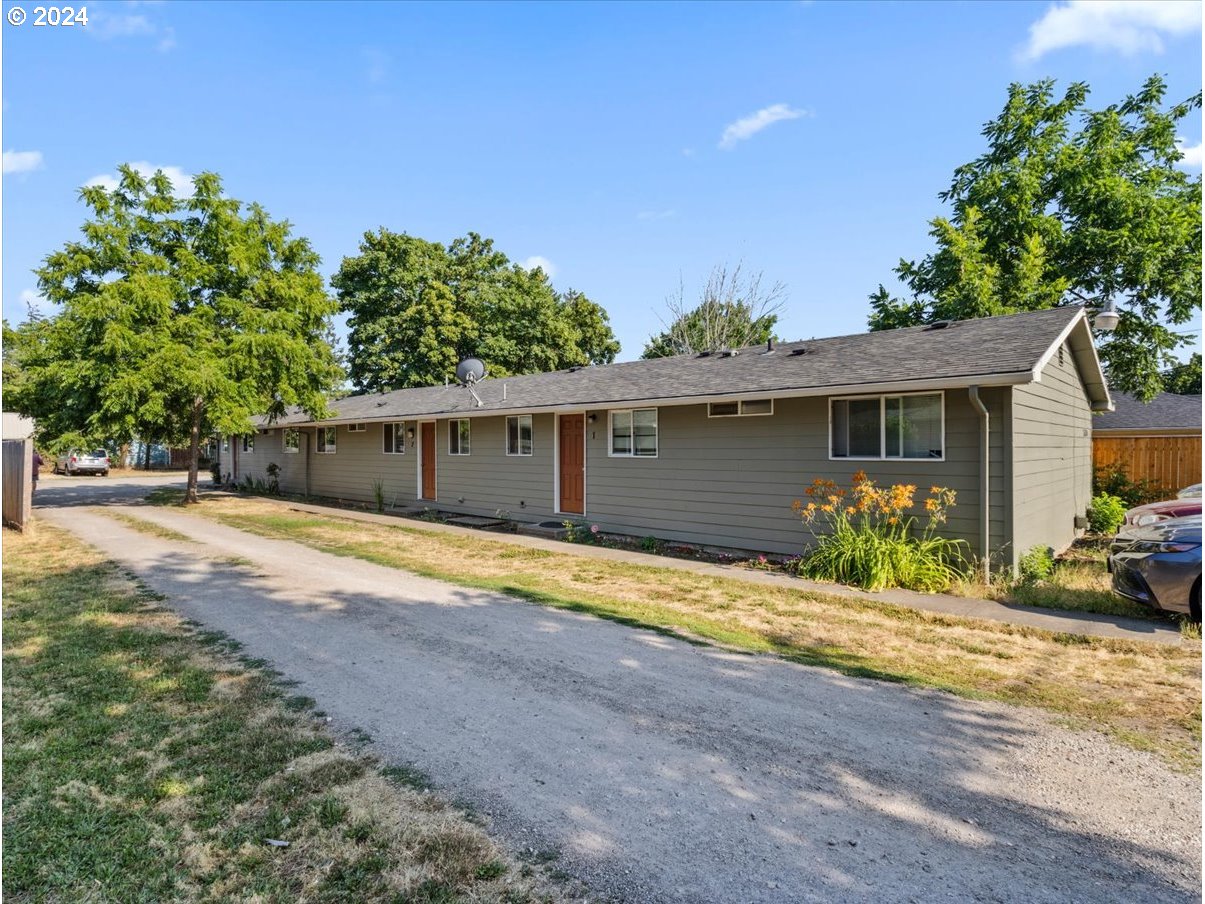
[1031,308,1112,411]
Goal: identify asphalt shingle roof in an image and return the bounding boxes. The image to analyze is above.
[1093,391,1202,431]
[266,306,1087,426]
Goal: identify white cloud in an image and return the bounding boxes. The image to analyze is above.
[3,149,44,175]
[519,256,557,278]
[637,209,677,221]
[86,1,176,52]
[1177,139,1203,168]
[85,161,194,196]
[718,104,810,150]
[1021,1,1202,59]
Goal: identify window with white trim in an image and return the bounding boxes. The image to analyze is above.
[449,419,471,455]
[222,437,230,452]
[316,426,337,454]
[283,429,300,453]
[830,393,943,460]
[708,399,774,417]
[383,422,406,454]
[610,408,658,457]
[242,435,255,453]
[506,415,533,456]
[347,423,366,432]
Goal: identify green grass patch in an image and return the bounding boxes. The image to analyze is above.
[108,511,195,543]
[144,487,187,506]
[3,523,566,903]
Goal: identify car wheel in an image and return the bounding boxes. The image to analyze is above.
[1191,580,1201,626]
[100,471,109,477]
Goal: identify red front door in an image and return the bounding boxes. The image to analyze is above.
[559,414,584,514]
[420,422,436,500]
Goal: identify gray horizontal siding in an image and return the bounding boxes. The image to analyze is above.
[222,389,1007,561]
[1010,343,1093,566]
[583,392,1005,558]
[429,414,556,518]
[226,423,418,504]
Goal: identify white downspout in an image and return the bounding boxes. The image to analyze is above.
[968,386,990,581]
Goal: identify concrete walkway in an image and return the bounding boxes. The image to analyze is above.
[234,494,1185,647]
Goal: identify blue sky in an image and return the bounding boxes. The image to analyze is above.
[3,0,1201,362]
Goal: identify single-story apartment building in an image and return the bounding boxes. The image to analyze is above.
[220,306,1111,571]
[1093,390,1202,496]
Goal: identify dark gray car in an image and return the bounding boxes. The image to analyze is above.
[1109,515,1201,622]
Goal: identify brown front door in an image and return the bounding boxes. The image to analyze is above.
[559,414,585,514]
[420,422,436,500]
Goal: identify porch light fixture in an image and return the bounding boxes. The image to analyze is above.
[406,427,415,439]
[1093,299,1120,332]
[587,414,597,423]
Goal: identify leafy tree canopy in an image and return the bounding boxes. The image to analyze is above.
[332,230,619,392]
[642,263,784,359]
[868,76,1202,401]
[1163,353,1201,395]
[6,165,341,501]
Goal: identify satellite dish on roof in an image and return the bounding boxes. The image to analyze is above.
[456,357,486,385]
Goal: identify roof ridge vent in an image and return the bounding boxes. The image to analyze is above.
[925,320,952,331]
[696,350,713,358]
[719,349,739,358]
[789,347,808,356]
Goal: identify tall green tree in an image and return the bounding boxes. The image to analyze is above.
[332,229,619,391]
[1163,353,1201,395]
[869,76,1202,400]
[642,262,785,359]
[8,165,341,502]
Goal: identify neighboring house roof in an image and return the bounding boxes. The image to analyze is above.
[1094,391,1202,433]
[260,306,1110,427]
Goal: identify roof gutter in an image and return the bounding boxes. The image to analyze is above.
[968,386,991,581]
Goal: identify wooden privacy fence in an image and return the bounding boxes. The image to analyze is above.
[3,438,32,531]
[1093,434,1202,495]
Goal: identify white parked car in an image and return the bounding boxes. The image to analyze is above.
[1176,483,1201,498]
[54,448,111,476]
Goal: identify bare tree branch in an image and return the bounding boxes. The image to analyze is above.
[650,261,787,357]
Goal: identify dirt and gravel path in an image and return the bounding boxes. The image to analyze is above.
[40,501,1201,903]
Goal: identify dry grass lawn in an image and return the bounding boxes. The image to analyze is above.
[3,522,570,903]
[170,495,1202,770]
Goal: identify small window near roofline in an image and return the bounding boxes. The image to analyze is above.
[283,429,300,453]
[347,423,366,433]
[708,399,774,417]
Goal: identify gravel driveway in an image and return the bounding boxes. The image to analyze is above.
[39,500,1201,903]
